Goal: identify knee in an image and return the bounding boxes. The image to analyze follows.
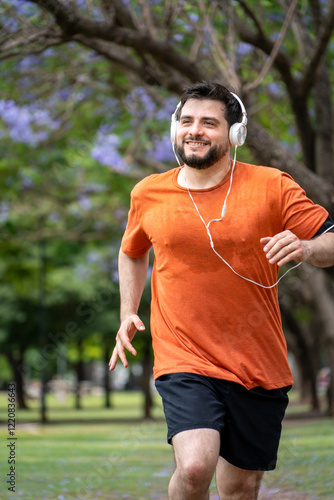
[221,474,262,499]
[178,459,213,492]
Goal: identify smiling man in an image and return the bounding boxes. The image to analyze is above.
[109,82,334,500]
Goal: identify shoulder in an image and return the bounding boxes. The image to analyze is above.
[236,161,289,181]
[236,162,296,190]
[131,168,178,199]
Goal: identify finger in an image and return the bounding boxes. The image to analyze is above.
[135,320,145,331]
[122,338,138,357]
[109,347,119,371]
[262,234,288,253]
[268,243,302,266]
[128,315,145,332]
[260,237,272,246]
[109,316,144,371]
[114,334,138,368]
[276,253,298,266]
[262,229,295,247]
[263,233,294,258]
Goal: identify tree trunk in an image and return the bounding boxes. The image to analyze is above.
[142,337,153,419]
[104,342,112,408]
[281,307,320,410]
[246,118,334,213]
[301,267,334,417]
[6,351,28,410]
[326,340,334,417]
[75,338,84,410]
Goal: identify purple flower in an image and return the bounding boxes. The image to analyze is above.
[78,195,92,211]
[237,43,253,56]
[56,88,72,101]
[149,135,175,163]
[155,97,179,120]
[189,13,199,23]
[0,202,10,222]
[127,87,156,118]
[3,0,38,17]
[267,83,283,96]
[18,55,41,70]
[0,100,61,146]
[22,175,34,188]
[91,131,130,173]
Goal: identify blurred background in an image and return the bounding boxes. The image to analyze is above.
[0,0,334,423]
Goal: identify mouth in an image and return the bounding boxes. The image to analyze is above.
[184,140,210,148]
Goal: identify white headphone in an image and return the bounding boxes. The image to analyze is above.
[170,91,247,147]
[228,92,247,147]
[170,101,182,145]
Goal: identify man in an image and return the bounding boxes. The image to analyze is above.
[109,82,334,500]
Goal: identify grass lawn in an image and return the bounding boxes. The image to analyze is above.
[264,418,334,498]
[0,390,333,499]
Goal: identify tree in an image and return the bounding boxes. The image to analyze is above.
[1,0,334,414]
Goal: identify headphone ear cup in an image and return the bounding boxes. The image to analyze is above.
[170,116,179,144]
[229,123,247,147]
[170,101,182,144]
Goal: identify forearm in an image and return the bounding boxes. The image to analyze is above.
[118,248,150,321]
[302,233,334,268]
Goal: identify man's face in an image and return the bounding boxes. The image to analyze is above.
[175,98,230,170]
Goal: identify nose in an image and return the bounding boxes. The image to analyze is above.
[188,120,204,137]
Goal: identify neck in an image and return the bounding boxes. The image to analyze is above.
[178,156,231,189]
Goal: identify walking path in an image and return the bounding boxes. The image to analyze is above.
[209,486,317,499]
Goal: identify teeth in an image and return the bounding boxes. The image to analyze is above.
[187,141,207,146]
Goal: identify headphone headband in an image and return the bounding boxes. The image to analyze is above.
[230,92,247,127]
[170,101,181,144]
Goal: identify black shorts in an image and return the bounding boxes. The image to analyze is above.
[155,372,291,471]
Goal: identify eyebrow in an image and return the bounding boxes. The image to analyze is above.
[180,115,220,124]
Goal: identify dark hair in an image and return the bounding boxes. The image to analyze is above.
[179,82,242,128]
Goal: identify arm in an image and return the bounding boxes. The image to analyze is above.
[109,248,150,370]
[261,231,334,268]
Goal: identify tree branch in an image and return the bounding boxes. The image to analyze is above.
[234,0,266,40]
[200,0,241,92]
[72,35,186,93]
[110,0,139,30]
[233,13,296,93]
[298,3,334,98]
[244,0,299,93]
[278,0,312,59]
[0,31,64,61]
[26,0,205,83]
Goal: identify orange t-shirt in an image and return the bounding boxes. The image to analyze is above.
[121,162,328,389]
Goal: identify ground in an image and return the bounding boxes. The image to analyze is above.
[209,486,317,499]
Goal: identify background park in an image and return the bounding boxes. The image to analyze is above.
[0,0,333,498]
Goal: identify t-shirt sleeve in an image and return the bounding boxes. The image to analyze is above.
[121,187,152,258]
[281,172,328,239]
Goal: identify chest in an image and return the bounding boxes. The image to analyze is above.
[142,183,280,261]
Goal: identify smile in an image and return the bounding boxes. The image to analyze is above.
[185,141,210,146]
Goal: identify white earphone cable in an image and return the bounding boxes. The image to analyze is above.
[183,151,334,289]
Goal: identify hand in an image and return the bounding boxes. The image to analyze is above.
[260,230,309,267]
[109,315,145,370]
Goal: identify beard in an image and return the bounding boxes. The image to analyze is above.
[176,137,229,170]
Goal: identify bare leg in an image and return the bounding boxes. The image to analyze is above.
[216,456,264,500]
[168,428,220,500]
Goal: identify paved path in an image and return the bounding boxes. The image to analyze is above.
[209,486,317,499]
